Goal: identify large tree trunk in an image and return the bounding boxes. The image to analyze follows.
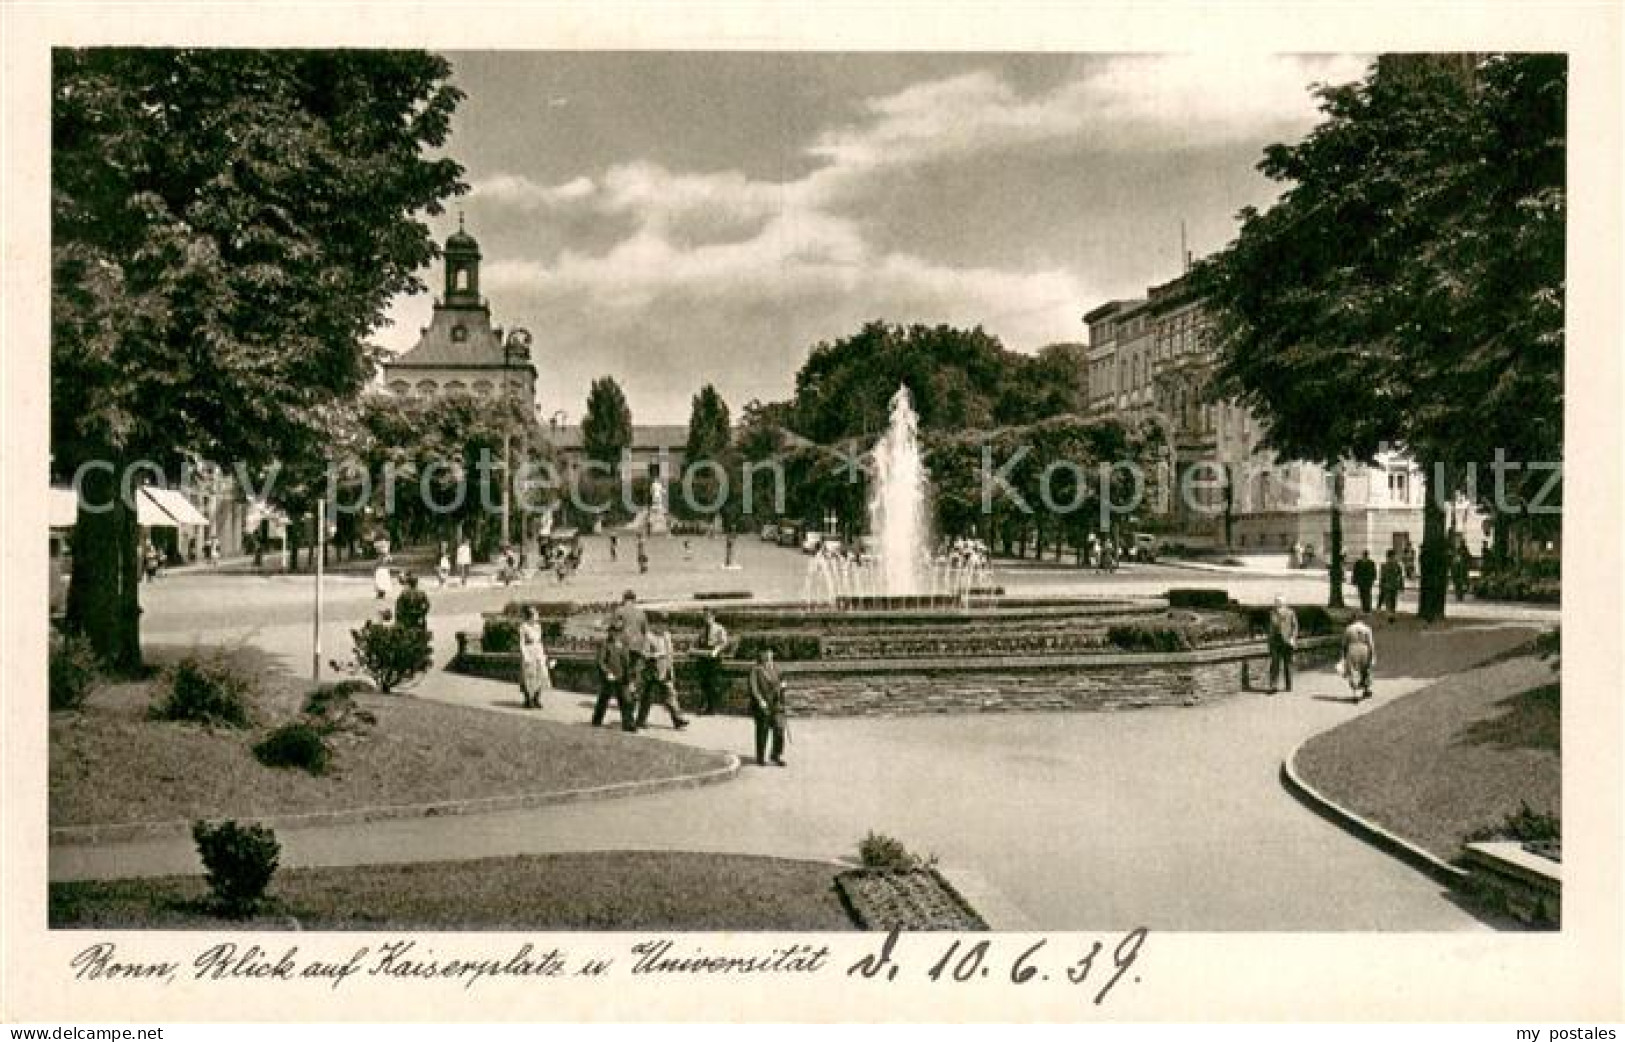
[1326,466,1346,609]
[1418,462,1450,621]
[64,459,144,673]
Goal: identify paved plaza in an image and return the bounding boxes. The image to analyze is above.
[51,535,1556,931]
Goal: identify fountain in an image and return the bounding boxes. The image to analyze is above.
[802,385,991,610]
[870,385,930,596]
[457,383,1328,716]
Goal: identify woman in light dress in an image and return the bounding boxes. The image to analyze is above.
[519,605,552,709]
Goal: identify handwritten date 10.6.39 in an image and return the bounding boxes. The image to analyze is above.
[845,927,1148,1005]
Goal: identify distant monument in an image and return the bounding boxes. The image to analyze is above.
[646,478,671,535]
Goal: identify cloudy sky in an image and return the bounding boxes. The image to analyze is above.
[377,52,1373,424]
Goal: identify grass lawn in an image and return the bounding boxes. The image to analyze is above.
[1294,650,1559,864]
[49,851,857,931]
[51,645,728,829]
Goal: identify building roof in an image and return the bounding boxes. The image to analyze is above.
[386,303,520,371]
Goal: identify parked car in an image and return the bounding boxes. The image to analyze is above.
[1129,533,1161,562]
[759,523,779,542]
[801,530,826,554]
[777,523,804,548]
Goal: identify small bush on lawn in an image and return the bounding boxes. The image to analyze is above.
[351,622,431,694]
[192,819,280,918]
[858,831,934,872]
[302,680,377,734]
[1239,604,1348,637]
[150,655,256,728]
[1167,588,1230,610]
[49,632,101,711]
[253,722,332,775]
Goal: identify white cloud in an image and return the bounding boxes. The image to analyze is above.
[426,54,1371,418]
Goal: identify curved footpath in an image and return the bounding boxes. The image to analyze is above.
[51,610,1511,931]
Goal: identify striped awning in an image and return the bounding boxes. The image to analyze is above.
[143,486,210,526]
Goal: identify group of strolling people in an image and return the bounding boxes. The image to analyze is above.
[516,593,791,768]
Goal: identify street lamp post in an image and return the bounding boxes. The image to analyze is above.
[312,496,325,684]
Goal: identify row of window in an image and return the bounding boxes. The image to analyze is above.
[387,378,499,397]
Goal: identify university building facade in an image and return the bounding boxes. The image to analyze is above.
[1082,271,1481,561]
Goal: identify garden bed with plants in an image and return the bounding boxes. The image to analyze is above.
[834,833,988,931]
[50,644,728,831]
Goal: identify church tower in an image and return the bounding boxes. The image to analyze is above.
[443,213,483,308]
[381,218,536,412]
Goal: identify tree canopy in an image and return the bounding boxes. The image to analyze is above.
[581,376,633,469]
[683,384,732,465]
[52,48,467,667]
[1193,54,1565,619]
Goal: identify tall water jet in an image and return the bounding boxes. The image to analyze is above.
[868,385,930,595]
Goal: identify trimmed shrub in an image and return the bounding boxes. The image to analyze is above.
[151,655,256,728]
[1239,604,1349,638]
[302,680,377,734]
[482,615,520,653]
[1473,571,1561,604]
[192,819,280,918]
[694,591,754,601]
[49,632,100,711]
[1106,623,1195,653]
[253,722,331,774]
[1167,588,1230,610]
[734,631,824,662]
[351,621,432,694]
[501,601,573,619]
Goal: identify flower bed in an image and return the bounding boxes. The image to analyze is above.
[835,868,988,931]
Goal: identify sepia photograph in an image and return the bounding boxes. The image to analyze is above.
[4,0,1621,1027]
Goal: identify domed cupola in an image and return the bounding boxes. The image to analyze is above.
[443,212,482,307]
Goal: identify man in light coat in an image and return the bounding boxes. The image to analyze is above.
[1266,594,1299,695]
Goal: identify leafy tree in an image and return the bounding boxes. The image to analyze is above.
[1194,54,1564,620]
[581,376,633,472]
[683,385,732,465]
[52,49,465,669]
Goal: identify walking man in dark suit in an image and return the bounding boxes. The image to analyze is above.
[1266,595,1299,695]
[593,621,637,732]
[747,648,788,767]
[693,608,730,715]
[1351,550,1377,613]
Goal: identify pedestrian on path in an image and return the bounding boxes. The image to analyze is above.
[395,573,430,631]
[637,624,689,731]
[519,606,552,710]
[748,648,788,767]
[436,543,451,587]
[456,538,473,585]
[609,533,619,561]
[1339,616,1376,702]
[636,534,649,574]
[693,608,730,715]
[1379,548,1404,621]
[1266,594,1298,695]
[1352,550,1377,613]
[373,555,395,600]
[1451,542,1471,602]
[593,621,637,731]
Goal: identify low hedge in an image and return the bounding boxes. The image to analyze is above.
[1473,573,1561,604]
[694,591,755,601]
[733,631,825,662]
[500,601,574,619]
[1167,588,1230,610]
[1239,604,1350,637]
[482,615,564,651]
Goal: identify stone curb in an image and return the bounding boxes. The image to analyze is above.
[51,753,742,847]
[1280,742,1467,888]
